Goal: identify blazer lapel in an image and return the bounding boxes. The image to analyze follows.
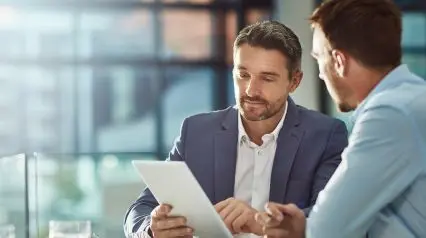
[214,108,238,203]
[269,98,304,203]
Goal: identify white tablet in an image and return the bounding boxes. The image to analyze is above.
[132,160,233,238]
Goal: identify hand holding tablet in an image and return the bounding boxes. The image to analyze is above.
[132,160,233,238]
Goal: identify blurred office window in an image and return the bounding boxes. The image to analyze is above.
[402,13,426,47]
[162,0,213,3]
[402,53,426,78]
[100,0,154,1]
[0,1,274,156]
[246,8,271,24]
[79,11,155,58]
[402,13,426,79]
[92,67,158,153]
[162,67,213,149]
[227,69,235,106]
[162,10,212,59]
[226,12,238,64]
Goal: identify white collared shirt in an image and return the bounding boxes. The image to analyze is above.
[234,102,287,238]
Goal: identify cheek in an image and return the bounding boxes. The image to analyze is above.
[325,61,338,80]
[233,79,243,95]
[265,84,288,101]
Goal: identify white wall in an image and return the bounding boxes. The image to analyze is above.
[275,0,319,111]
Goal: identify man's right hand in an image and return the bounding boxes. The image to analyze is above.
[150,204,194,238]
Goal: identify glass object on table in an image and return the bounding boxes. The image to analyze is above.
[0,224,15,238]
[49,221,91,238]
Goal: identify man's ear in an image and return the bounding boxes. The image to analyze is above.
[289,70,303,93]
[331,49,347,77]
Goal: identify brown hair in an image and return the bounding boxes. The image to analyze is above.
[234,20,302,75]
[310,0,402,70]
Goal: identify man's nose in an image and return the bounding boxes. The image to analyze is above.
[245,78,261,97]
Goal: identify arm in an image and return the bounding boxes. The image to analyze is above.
[306,106,423,238]
[123,119,189,236]
[302,120,348,216]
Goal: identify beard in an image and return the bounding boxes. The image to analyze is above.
[337,102,354,113]
[324,62,355,113]
[238,95,286,121]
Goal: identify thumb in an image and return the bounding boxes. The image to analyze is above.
[279,203,303,218]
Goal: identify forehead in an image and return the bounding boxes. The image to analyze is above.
[234,44,288,72]
[312,26,328,55]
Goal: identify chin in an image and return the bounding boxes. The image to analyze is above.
[241,112,264,121]
[337,102,355,113]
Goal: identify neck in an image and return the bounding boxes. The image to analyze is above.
[241,106,285,146]
[354,66,395,106]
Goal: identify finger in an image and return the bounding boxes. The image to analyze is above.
[265,203,284,222]
[224,208,245,233]
[156,226,193,237]
[224,205,244,224]
[219,201,237,221]
[255,212,270,226]
[152,216,187,230]
[214,197,233,213]
[255,212,283,229]
[151,204,172,219]
[264,227,290,238]
[221,205,240,233]
[266,218,282,228]
[232,210,250,233]
[279,203,304,218]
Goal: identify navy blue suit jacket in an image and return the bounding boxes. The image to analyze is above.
[124,98,348,235]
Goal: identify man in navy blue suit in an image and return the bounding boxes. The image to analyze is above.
[124,20,348,238]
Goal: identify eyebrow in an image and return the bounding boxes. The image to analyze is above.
[236,65,280,77]
[260,71,280,77]
[237,65,247,70]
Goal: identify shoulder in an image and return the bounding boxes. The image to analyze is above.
[364,77,426,116]
[181,106,237,131]
[296,105,346,132]
[184,106,235,123]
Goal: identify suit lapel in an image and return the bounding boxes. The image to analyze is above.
[214,108,238,203]
[269,98,304,203]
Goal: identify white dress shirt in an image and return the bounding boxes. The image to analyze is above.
[234,102,287,238]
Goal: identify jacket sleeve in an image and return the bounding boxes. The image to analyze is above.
[303,119,348,216]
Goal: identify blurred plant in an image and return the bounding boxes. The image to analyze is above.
[54,166,84,204]
[49,164,84,219]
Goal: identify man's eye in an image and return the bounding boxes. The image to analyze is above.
[239,73,250,78]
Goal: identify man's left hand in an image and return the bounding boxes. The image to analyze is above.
[214,197,263,235]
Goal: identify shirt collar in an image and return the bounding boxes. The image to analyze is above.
[351,64,410,123]
[238,101,288,145]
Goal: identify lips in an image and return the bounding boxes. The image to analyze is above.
[244,100,264,104]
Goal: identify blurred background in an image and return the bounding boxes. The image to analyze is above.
[0,0,424,237]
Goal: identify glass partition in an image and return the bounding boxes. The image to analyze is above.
[1,153,155,238]
[31,153,154,238]
[0,154,29,238]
